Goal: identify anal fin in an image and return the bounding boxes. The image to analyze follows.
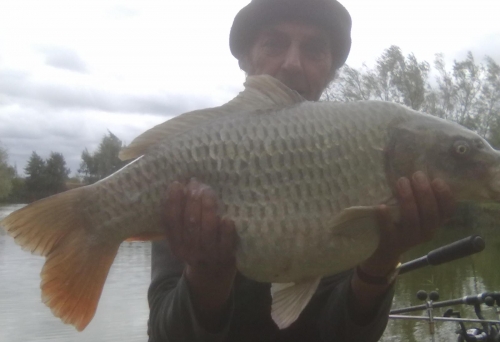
[271,277,321,329]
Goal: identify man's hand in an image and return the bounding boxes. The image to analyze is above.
[350,171,455,324]
[363,171,455,274]
[164,178,237,331]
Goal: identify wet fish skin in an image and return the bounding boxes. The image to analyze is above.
[91,99,397,282]
[2,75,500,331]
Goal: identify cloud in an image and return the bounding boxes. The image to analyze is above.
[0,103,169,176]
[0,62,238,177]
[456,32,500,65]
[106,5,140,19]
[0,60,233,177]
[0,67,213,116]
[1,0,498,183]
[39,46,89,73]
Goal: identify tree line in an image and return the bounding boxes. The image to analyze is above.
[0,145,17,201]
[0,131,127,203]
[323,45,500,147]
[1,46,499,203]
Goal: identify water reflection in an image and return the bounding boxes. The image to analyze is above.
[381,205,500,342]
[1,204,499,341]
[0,205,151,342]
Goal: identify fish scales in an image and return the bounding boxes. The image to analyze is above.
[82,100,400,282]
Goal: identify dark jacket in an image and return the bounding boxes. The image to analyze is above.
[147,239,395,342]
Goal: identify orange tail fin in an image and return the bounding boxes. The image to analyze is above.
[1,187,120,331]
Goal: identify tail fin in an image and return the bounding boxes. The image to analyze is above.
[1,188,120,331]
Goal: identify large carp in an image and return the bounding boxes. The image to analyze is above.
[2,75,500,331]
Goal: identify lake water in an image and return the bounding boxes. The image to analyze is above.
[1,204,499,341]
[0,204,151,342]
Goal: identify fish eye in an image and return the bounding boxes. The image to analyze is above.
[454,140,469,155]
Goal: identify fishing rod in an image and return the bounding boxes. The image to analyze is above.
[397,235,485,275]
[391,292,500,316]
[388,235,500,341]
[390,291,500,342]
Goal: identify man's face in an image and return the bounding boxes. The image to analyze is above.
[244,21,334,101]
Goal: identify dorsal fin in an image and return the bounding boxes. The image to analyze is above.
[233,75,306,109]
[119,75,305,160]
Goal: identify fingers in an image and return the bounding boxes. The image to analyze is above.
[374,205,398,256]
[164,181,186,257]
[395,172,453,251]
[200,187,220,254]
[184,179,207,258]
[163,178,237,273]
[396,176,420,243]
[376,204,393,235]
[164,178,208,260]
[199,188,237,269]
[364,204,403,271]
[411,171,439,241]
[431,178,455,222]
[219,218,237,263]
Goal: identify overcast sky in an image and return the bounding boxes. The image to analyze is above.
[1,0,499,176]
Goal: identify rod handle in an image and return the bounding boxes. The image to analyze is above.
[427,235,485,266]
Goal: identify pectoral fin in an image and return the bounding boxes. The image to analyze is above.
[328,205,399,234]
[325,205,400,270]
[270,277,321,329]
[329,206,379,229]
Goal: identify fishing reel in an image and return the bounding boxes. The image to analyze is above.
[388,236,500,342]
[455,327,500,342]
[456,329,492,342]
[438,293,500,342]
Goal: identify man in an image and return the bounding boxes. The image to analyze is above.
[147,0,455,341]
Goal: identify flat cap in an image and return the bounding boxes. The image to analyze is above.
[229,0,352,69]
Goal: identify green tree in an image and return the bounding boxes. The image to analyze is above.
[6,176,27,204]
[426,52,484,130]
[24,151,47,201]
[0,144,15,200]
[24,151,71,201]
[45,152,70,195]
[478,57,500,147]
[324,45,430,111]
[79,131,127,184]
[324,46,500,145]
[425,53,500,138]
